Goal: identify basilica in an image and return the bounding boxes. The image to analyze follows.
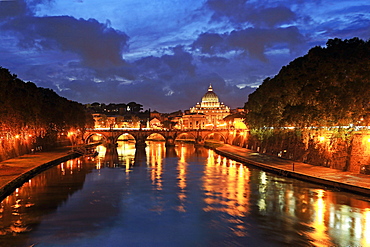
[179,85,230,129]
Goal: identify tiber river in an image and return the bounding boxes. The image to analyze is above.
[0,141,369,247]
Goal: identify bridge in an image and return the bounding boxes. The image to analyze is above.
[83,128,248,148]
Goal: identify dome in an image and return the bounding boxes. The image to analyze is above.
[201,85,219,103]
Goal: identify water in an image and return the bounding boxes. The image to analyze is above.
[0,141,369,247]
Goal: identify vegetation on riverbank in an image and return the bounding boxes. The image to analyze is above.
[0,67,94,160]
[245,37,370,128]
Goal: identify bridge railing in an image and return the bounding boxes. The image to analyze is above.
[86,128,235,132]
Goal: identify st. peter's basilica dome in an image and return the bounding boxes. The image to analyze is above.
[201,84,219,103]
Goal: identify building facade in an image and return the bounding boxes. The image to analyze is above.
[180,85,230,129]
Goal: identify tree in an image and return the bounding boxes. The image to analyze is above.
[0,67,93,148]
[245,37,370,128]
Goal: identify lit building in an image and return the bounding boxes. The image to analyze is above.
[180,85,230,129]
[149,117,162,129]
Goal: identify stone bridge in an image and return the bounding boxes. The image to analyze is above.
[83,128,248,148]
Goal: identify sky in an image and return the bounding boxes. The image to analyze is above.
[1,0,370,113]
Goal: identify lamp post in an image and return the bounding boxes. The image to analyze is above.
[67,131,75,152]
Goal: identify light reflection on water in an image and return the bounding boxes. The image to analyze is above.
[0,142,369,246]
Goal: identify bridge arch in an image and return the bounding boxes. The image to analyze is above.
[203,132,226,143]
[117,133,136,142]
[85,133,107,144]
[175,132,196,142]
[83,129,236,148]
[146,133,166,141]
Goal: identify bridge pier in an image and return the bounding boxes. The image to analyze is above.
[134,145,147,166]
[104,146,119,167]
[135,139,147,148]
[195,136,204,146]
[103,135,117,149]
[165,138,175,147]
[165,146,177,157]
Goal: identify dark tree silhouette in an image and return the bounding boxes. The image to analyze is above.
[0,67,93,148]
[245,38,370,128]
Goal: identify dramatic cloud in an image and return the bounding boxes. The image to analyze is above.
[206,0,297,28]
[3,16,129,68]
[0,0,369,112]
[193,26,305,61]
[0,0,29,18]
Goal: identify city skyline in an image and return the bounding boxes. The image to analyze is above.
[1,0,370,112]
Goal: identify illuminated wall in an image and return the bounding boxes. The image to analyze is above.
[246,129,370,173]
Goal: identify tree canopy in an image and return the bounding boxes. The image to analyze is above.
[0,67,93,141]
[245,37,370,128]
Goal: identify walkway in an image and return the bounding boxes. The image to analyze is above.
[0,147,79,201]
[215,145,370,196]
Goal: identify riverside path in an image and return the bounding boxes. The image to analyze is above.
[0,147,80,201]
[215,144,370,196]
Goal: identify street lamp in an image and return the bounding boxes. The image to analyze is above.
[67,131,75,151]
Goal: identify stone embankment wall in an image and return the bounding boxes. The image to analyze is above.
[0,135,72,162]
[233,129,370,173]
[0,138,32,162]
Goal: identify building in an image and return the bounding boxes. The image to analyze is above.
[149,117,162,129]
[224,112,247,129]
[180,85,230,129]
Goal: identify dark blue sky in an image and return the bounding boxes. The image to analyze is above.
[1,0,370,112]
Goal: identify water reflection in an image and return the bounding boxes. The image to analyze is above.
[203,152,251,237]
[0,141,369,246]
[0,158,92,246]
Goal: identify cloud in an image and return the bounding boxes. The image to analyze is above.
[53,45,250,112]
[206,0,297,27]
[200,55,229,65]
[2,16,129,68]
[162,46,196,76]
[193,26,305,61]
[192,33,224,54]
[227,27,305,60]
[249,6,297,28]
[0,0,29,19]
[132,46,196,81]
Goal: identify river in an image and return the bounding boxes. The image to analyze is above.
[0,141,369,247]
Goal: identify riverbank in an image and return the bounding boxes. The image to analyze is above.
[0,147,81,201]
[213,144,370,196]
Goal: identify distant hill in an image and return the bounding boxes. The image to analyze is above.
[245,37,370,128]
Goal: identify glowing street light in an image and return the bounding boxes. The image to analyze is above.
[67,131,76,151]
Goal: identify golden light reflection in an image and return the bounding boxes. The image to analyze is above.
[257,172,267,212]
[363,208,370,246]
[146,142,165,190]
[96,145,106,162]
[177,146,188,212]
[96,159,102,170]
[60,162,65,175]
[179,145,186,163]
[309,189,330,247]
[116,142,135,170]
[309,189,332,247]
[203,149,250,237]
[252,170,370,246]
[0,157,88,237]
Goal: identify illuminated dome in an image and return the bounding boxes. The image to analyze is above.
[201,85,219,103]
[187,84,230,129]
